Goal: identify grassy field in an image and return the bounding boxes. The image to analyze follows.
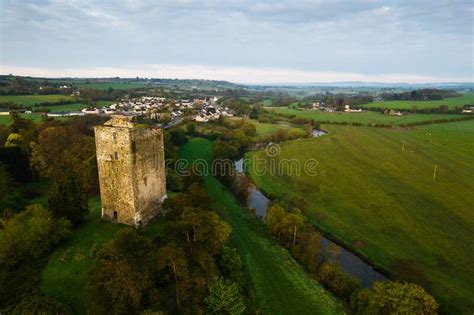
[246,121,474,314]
[40,198,165,314]
[0,94,73,106]
[179,138,344,315]
[36,101,114,112]
[253,121,295,138]
[75,82,150,90]
[0,113,44,125]
[270,107,468,126]
[361,93,474,110]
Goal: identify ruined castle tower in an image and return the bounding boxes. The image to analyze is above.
[94,116,166,227]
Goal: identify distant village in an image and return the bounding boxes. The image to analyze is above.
[42,96,234,123]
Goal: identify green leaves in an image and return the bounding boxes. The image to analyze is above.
[0,204,70,266]
[204,277,245,315]
[351,281,438,315]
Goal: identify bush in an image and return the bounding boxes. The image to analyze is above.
[351,281,438,315]
[7,295,73,315]
[48,175,89,225]
[0,204,71,266]
[317,263,361,300]
[204,277,245,315]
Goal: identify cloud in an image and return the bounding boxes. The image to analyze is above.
[0,0,472,82]
[2,64,471,84]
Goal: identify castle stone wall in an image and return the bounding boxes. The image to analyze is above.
[94,116,166,226]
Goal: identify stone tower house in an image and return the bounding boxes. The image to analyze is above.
[94,116,166,227]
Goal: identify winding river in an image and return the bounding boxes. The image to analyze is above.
[234,130,387,287]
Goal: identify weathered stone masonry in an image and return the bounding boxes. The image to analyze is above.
[94,116,166,226]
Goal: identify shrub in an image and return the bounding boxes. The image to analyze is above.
[7,295,73,315]
[204,277,245,315]
[318,263,361,300]
[0,204,71,266]
[351,281,438,315]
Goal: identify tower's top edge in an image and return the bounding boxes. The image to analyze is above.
[103,115,135,128]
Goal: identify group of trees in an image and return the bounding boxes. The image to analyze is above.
[0,75,74,95]
[0,205,71,309]
[264,203,438,314]
[381,89,458,101]
[0,113,102,228]
[0,115,108,311]
[87,176,246,314]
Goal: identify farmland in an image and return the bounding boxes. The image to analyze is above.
[360,93,474,110]
[36,101,114,112]
[269,107,468,126]
[246,121,474,314]
[74,82,150,90]
[0,94,74,106]
[0,113,44,124]
[179,138,344,315]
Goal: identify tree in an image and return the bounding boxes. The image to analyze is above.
[0,204,70,266]
[158,242,189,309]
[0,162,19,214]
[186,122,196,134]
[282,208,305,247]
[219,246,244,285]
[48,175,89,225]
[318,263,361,300]
[8,295,73,315]
[291,230,321,274]
[351,281,438,315]
[204,277,245,315]
[30,125,98,192]
[265,203,286,239]
[177,207,231,256]
[87,229,157,315]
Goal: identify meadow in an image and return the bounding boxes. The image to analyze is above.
[0,113,44,125]
[360,93,474,110]
[269,107,468,126]
[74,82,150,90]
[0,94,74,106]
[179,138,344,315]
[246,121,474,314]
[36,101,114,112]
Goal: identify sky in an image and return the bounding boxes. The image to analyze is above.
[0,0,473,84]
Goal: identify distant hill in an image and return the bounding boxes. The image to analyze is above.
[0,75,242,94]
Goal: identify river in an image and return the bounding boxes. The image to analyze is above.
[234,129,386,287]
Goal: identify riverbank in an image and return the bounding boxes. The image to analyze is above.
[234,155,388,288]
[179,138,345,314]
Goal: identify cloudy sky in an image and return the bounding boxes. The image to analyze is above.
[0,0,473,83]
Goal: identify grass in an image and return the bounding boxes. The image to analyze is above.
[262,99,272,106]
[361,93,474,110]
[40,198,166,314]
[36,101,114,112]
[269,107,467,126]
[75,82,150,90]
[179,138,344,315]
[0,113,44,125]
[253,121,295,139]
[0,94,73,106]
[246,121,474,314]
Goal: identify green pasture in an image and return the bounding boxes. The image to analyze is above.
[75,82,150,90]
[270,107,467,126]
[361,93,474,110]
[0,94,74,106]
[246,121,474,314]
